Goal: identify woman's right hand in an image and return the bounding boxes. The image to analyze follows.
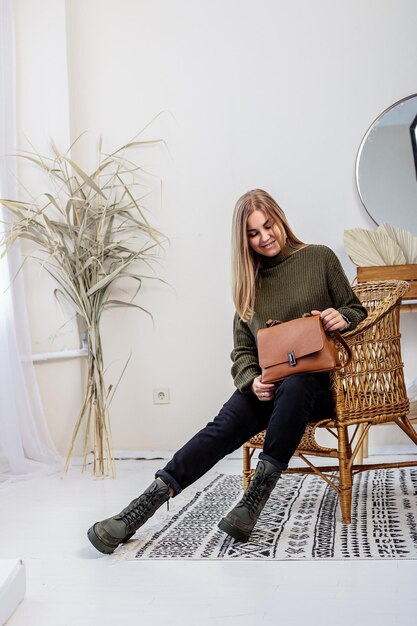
[251,375,276,401]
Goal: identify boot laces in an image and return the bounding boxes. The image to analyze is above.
[240,475,275,513]
[119,490,161,531]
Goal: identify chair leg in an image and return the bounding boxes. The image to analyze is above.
[357,423,368,462]
[395,415,417,446]
[242,445,252,490]
[337,425,352,524]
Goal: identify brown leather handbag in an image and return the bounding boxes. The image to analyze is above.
[257,314,352,383]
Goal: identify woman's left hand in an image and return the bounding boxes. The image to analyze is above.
[311,308,349,332]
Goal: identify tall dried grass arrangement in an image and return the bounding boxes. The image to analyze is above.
[0,134,166,477]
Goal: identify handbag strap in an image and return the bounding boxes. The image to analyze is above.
[331,330,352,368]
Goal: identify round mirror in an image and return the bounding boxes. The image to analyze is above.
[356,94,417,235]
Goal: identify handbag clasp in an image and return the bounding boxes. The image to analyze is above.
[266,319,282,328]
[288,351,297,367]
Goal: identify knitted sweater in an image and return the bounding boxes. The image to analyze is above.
[231,244,367,392]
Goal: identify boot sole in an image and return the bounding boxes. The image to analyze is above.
[87,524,116,554]
[87,524,134,555]
[218,518,250,543]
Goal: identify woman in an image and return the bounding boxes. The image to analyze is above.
[87,189,367,553]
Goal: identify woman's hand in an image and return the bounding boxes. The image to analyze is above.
[311,308,349,332]
[251,375,276,401]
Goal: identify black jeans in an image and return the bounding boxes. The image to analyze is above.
[155,373,334,496]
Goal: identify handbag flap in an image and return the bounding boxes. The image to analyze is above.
[257,315,325,369]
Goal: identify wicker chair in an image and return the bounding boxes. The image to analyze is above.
[243,280,417,524]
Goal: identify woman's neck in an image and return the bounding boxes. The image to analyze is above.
[259,251,286,269]
[258,242,301,269]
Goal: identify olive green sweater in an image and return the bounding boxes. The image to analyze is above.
[231,244,367,392]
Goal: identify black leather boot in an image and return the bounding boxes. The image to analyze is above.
[218,459,281,542]
[87,478,170,554]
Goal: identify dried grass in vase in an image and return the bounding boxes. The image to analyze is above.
[0,133,167,477]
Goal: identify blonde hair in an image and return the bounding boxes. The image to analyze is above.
[231,189,304,321]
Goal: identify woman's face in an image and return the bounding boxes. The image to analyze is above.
[246,209,283,257]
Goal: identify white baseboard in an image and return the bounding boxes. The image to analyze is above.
[69,450,245,466]
[68,446,417,468]
[0,560,25,626]
[367,444,417,456]
[111,450,246,460]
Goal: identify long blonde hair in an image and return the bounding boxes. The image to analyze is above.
[232,189,304,321]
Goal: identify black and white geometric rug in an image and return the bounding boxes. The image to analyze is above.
[114,469,417,560]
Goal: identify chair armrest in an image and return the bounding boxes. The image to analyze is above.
[343,280,409,339]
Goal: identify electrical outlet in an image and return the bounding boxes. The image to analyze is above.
[153,388,170,404]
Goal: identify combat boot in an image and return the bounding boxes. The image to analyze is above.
[87,478,170,554]
[218,459,281,542]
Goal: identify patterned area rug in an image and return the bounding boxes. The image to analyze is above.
[114,469,417,560]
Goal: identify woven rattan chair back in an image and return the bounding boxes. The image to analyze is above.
[242,280,417,523]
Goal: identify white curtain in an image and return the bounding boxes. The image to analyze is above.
[0,0,61,483]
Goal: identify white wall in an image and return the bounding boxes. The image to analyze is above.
[13,0,417,456]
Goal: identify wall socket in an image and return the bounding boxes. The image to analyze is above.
[153,388,170,404]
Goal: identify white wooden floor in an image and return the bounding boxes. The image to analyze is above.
[2,457,417,626]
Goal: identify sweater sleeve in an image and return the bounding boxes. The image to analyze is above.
[230,313,261,393]
[325,248,368,330]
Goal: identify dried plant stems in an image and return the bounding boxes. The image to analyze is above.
[0,135,166,477]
